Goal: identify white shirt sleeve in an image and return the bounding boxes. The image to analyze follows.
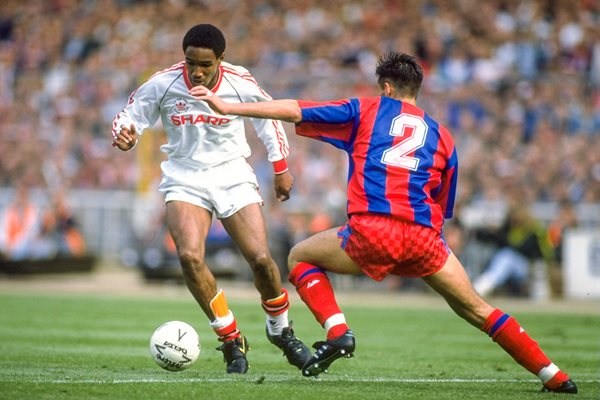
[111,79,162,139]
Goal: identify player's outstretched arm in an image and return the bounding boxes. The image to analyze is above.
[189,86,302,123]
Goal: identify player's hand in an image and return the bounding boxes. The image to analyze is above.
[112,123,138,151]
[189,86,229,115]
[274,171,293,202]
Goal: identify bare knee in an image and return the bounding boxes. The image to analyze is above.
[178,248,206,275]
[246,251,272,270]
[287,244,302,272]
[247,251,281,298]
[288,240,313,270]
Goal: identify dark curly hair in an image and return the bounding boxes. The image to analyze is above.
[375,52,423,98]
[182,24,226,57]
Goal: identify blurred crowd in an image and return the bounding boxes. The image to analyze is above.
[1,0,599,202]
[1,0,599,294]
[0,184,86,260]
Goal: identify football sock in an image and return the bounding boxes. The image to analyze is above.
[289,262,349,340]
[262,289,290,336]
[482,309,569,389]
[209,289,240,342]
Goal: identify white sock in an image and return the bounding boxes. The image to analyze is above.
[266,310,289,336]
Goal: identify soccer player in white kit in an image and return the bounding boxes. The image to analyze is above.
[111,24,311,374]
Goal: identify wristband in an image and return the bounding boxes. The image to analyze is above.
[272,159,288,175]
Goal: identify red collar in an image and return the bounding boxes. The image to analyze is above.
[183,63,223,92]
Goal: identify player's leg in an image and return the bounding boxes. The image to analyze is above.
[165,200,247,373]
[288,227,361,338]
[222,202,282,299]
[288,228,360,376]
[165,200,216,316]
[222,202,311,369]
[422,252,576,393]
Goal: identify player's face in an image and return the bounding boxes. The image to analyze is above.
[185,46,223,89]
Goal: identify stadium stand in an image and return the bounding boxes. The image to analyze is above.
[0,0,598,295]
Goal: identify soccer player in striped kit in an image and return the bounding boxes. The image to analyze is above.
[111,24,310,374]
[190,52,577,393]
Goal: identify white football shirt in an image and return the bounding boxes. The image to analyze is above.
[112,61,289,171]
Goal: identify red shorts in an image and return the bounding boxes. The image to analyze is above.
[337,214,450,281]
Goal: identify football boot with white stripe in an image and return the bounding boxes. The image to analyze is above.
[302,330,355,377]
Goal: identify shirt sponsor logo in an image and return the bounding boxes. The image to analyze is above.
[170,114,231,126]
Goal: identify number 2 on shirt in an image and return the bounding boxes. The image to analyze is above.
[381,114,428,171]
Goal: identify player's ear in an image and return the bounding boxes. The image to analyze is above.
[383,81,395,98]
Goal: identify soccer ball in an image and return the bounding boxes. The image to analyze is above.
[149,321,201,371]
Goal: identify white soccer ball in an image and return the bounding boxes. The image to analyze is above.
[149,320,201,371]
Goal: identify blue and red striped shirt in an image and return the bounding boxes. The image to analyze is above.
[297,96,458,233]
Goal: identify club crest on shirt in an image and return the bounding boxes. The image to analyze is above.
[173,98,191,114]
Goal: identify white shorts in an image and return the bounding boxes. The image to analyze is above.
[158,158,263,219]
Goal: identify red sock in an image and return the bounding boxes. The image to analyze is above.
[289,262,349,339]
[482,309,569,389]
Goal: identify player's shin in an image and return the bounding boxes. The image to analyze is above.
[209,289,241,341]
[289,262,349,339]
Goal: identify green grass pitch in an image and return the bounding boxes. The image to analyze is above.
[0,291,598,400]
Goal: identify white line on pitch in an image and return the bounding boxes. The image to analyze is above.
[3,377,598,384]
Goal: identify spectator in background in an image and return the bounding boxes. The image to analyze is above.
[0,0,598,204]
[472,202,556,297]
[0,184,54,260]
[548,200,579,263]
[41,190,86,257]
[0,0,598,302]
[546,200,579,297]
